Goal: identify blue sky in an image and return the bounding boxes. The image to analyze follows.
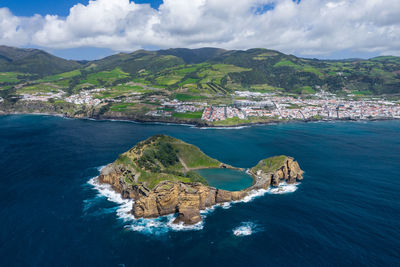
[1,0,88,16]
[0,0,162,16]
[0,0,399,60]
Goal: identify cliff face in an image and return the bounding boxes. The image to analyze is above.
[131,181,248,225]
[98,141,304,225]
[98,163,137,198]
[249,156,304,189]
[98,166,248,225]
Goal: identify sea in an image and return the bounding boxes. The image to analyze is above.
[0,114,399,266]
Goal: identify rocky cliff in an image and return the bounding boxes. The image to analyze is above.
[98,135,304,225]
[249,155,304,189]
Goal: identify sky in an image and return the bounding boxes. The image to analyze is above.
[0,0,399,60]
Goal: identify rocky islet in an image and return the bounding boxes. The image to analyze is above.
[98,135,304,225]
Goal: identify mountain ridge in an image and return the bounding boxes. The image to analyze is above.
[1,45,400,95]
[0,45,83,76]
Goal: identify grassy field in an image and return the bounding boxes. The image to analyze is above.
[0,72,24,83]
[156,75,184,86]
[250,84,283,92]
[252,155,288,173]
[94,83,149,99]
[110,103,136,112]
[274,60,300,68]
[80,68,129,86]
[39,70,81,82]
[178,78,198,86]
[295,86,316,94]
[172,111,203,119]
[115,154,200,189]
[175,64,202,74]
[148,63,250,90]
[198,64,250,85]
[173,142,220,169]
[351,90,373,96]
[212,117,251,126]
[303,66,324,77]
[150,64,202,87]
[212,116,281,126]
[113,135,222,188]
[17,83,60,94]
[173,93,208,101]
[137,172,193,189]
[253,52,279,60]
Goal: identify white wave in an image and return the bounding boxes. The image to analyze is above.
[150,121,194,127]
[88,177,127,205]
[198,126,249,130]
[233,222,260,237]
[221,202,232,209]
[240,189,268,202]
[166,216,204,232]
[87,176,203,235]
[122,213,204,234]
[107,119,195,128]
[221,182,298,207]
[86,170,300,235]
[267,182,299,194]
[199,189,267,214]
[233,226,252,236]
[96,165,107,172]
[200,204,217,214]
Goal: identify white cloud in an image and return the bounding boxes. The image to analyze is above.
[0,8,43,46]
[1,0,400,57]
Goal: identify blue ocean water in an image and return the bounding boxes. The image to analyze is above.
[195,168,253,191]
[0,115,399,266]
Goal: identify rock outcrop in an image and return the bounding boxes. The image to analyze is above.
[99,161,302,225]
[249,156,304,189]
[97,136,304,225]
[129,181,250,225]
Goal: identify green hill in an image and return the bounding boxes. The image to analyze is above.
[1,46,400,96]
[67,47,400,95]
[112,135,221,189]
[0,46,82,76]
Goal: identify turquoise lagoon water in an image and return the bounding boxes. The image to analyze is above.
[196,168,253,191]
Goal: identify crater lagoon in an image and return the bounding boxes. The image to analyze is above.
[196,168,253,191]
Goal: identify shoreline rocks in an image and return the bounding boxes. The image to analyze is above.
[98,155,303,225]
[3,101,394,129]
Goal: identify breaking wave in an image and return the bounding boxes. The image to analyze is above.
[233,222,261,237]
[267,182,299,194]
[87,176,203,235]
[85,167,300,235]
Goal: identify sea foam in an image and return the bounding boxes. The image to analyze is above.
[88,176,203,235]
[267,182,299,194]
[233,222,261,237]
[86,167,299,235]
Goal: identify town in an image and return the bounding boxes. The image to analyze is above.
[201,91,400,121]
[14,88,400,123]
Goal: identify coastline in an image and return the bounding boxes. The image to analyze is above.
[1,109,399,128]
